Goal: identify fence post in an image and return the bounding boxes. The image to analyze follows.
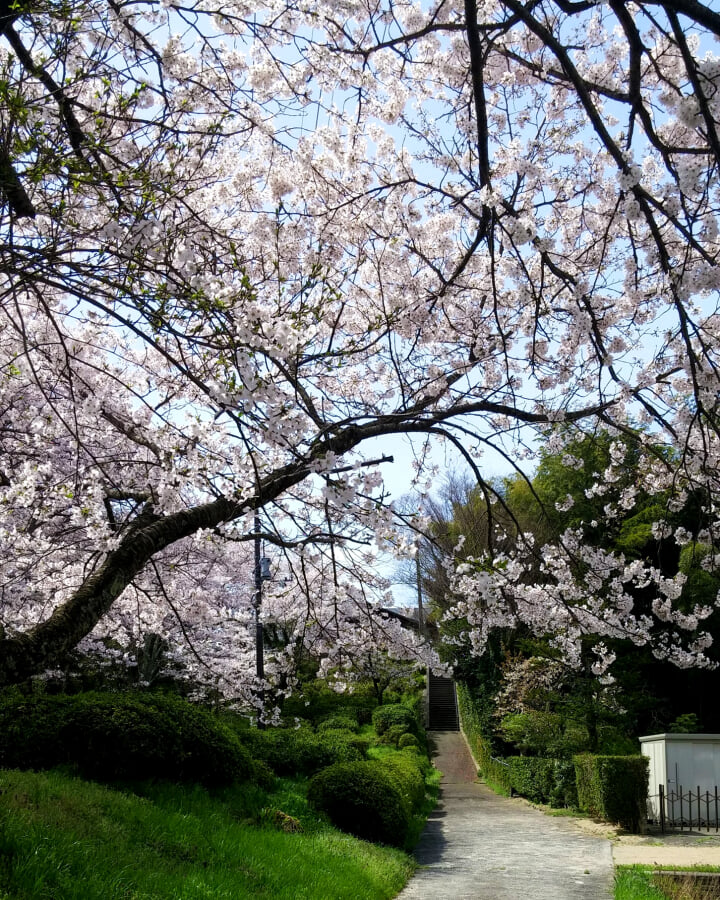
[659,783,665,834]
[680,785,684,831]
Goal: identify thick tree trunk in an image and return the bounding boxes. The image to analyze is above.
[0,497,238,684]
[0,424,368,685]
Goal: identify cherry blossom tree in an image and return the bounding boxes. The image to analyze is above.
[2,0,720,692]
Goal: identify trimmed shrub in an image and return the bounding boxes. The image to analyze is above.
[551,759,579,809]
[280,681,376,725]
[376,754,427,812]
[252,759,277,790]
[237,723,366,776]
[508,757,556,804]
[316,714,359,733]
[0,691,253,786]
[475,735,512,793]
[372,704,417,736]
[308,761,411,847]
[574,754,648,832]
[378,724,411,747]
[491,756,579,808]
[398,733,420,750]
[400,746,433,775]
[322,730,371,760]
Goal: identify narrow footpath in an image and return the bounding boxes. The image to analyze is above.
[397,732,614,900]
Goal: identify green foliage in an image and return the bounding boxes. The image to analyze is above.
[398,733,420,750]
[506,757,578,808]
[527,429,651,548]
[0,690,254,786]
[316,714,359,733]
[234,722,367,776]
[596,727,639,756]
[477,739,513,794]
[613,503,665,558]
[500,711,564,755]
[251,759,277,790]
[668,713,701,733]
[307,761,412,847]
[399,745,433,775]
[507,757,555,804]
[457,683,510,791]
[500,708,629,758]
[375,753,427,813]
[372,704,418,737]
[574,755,648,832]
[550,759,579,809]
[461,686,579,808]
[679,543,712,575]
[399,690,423,721]
[379,723,413,747]
[280,680,377,725]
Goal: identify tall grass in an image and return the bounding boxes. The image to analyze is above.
[615,868,669,900]
[0,769,414,899]
[615,867,720,900]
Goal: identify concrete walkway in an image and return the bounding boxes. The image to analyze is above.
[397,732,614,900]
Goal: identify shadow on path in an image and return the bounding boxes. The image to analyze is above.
[397,732,614,900]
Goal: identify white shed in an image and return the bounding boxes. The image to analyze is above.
[640,733,720,822]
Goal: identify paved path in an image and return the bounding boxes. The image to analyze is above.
[397,732,614,900]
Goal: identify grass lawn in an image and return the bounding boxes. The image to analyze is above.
[0,768,416,899]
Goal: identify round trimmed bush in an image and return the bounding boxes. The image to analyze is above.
[372,704,417,736]
[398,733,420,750]
[0,691,253,786]
[380,723,411,747]
[308,760,411,847]
[316,714,359,734]
[400,745,433,774]
[376,753,426,812]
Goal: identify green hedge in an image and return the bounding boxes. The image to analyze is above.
[0,691,254,786]
[307,760,411,847]
[506,757,578,808]
[456,683,509,789]
[400,745,433,774]
[474,734,512,793]
[508,757,555,804]
[574,754,648,832]
[550,759,579,809]
[458,685,580,807]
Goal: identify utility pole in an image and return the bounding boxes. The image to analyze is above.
[254,510,264,683]
[416,550,425,637]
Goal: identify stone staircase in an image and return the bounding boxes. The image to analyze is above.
[427,671,459,731]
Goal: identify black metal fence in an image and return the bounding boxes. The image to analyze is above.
[650,784,720,832]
